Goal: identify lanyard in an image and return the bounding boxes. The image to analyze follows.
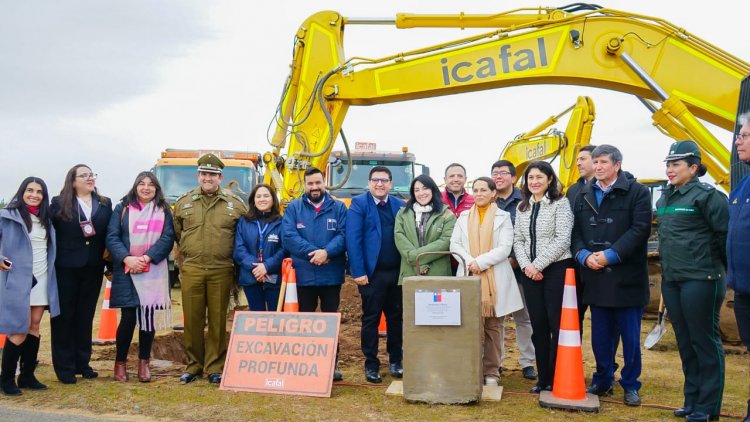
[256,220,268,262]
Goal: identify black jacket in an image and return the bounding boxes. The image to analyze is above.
[565,176,590,208]
[105,202,175,307]
[51,193,113,269]
[571,172,652,307]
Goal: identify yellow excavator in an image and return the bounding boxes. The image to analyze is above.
[500,96,595,190]
[498,96,690,194]
[262,4,749,206]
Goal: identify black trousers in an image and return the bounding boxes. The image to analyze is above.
[736,292,750,351]
[297,285,342,359]
[50,265,103,379]
[115,307,155,361]
[520,259,571,388]
[297,285,341,313]
[358,267,402,371]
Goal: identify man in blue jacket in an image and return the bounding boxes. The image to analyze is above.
[282,167,347,381]
[728,112,750,422]
[346,166,405,384]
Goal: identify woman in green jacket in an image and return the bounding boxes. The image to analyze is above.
[394,175,456,284]
[656,140,728,422]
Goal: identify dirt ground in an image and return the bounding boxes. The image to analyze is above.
[4,279,749,421]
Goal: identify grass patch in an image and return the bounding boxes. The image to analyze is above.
[3,286,747,421]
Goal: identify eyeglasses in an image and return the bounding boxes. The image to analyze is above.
[491,171,511,177]
[737,133,750,142]
[76,173,98,180]
[369,178,390,184]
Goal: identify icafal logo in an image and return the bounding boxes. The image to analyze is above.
[440,38,548,86]
[264,378,285,388]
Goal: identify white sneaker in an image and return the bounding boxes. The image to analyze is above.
[484,377,499,386]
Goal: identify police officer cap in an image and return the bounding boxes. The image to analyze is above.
[664,140,701,162]
[197,153,224,174]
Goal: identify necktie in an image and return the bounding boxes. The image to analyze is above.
[378,201,386,207]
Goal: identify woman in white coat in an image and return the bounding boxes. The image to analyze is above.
[450,177,523,386]
[513,161,574,393]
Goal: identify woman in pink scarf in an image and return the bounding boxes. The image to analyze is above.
[106,172,174,382]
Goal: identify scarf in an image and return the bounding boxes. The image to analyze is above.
[128,201,171,331]
[26,205,40,216]
[413,203,433,246]
[468,202,499,317]
[413,203,433,224]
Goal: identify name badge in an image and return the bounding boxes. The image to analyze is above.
[327,219,337,231]
[296,222,306,229]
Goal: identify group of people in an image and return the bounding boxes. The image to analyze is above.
[0,120,749,420]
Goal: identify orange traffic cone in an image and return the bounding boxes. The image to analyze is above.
[93,280,118,345]
[378,312,387,337]
[283,268,299,312]
[276,258,293,312]
[539,268,599,412]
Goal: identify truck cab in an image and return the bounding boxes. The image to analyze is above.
[326,142,429,206]
[153,148,260,287]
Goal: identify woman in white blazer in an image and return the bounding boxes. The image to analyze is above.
[450,177,523,386]
[513,161,574,394]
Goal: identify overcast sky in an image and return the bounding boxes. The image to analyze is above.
[1,1,748,203]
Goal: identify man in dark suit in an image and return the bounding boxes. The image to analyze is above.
[346,165,405,383]
[570,145,651,407]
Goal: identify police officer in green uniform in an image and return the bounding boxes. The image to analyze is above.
[173,153,247,385]
[656,140,728,421]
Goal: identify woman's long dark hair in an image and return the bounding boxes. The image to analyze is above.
[518,161,563,212]
[121,171,168,211]
[405,174,444,212]
[57,164,99,221]
[7,177,51,235]
[244,184,281,222]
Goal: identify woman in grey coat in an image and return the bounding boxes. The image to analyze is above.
[0,177,60,395]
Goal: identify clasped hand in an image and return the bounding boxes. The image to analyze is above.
[308,249,329,266]
[251,262,270,282]
[524,265,543,281]
[585,251,609,270]
[123,255,150,274]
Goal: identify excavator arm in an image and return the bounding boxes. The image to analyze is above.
[500,96,594,189]
[264,6,749,205]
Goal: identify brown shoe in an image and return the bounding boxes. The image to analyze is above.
[114,361,128,382]
[138,359,151,383]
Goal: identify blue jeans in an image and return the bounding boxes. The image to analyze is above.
[590,305,643,391]
[243,282,281,312]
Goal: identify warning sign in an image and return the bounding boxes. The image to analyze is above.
[220,312,341,397]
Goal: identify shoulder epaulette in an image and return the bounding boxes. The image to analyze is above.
[697,183,715,192]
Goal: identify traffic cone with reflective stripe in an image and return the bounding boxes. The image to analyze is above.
[539,268,599,412]
[93,280,118,345]
[378,312,387,337]
[282,268,299,312]
[277,258,293,312]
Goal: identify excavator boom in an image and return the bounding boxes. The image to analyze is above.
[265,6,749,206]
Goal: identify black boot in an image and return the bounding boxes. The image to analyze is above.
[1,338,23,396]
[18,335,47,390]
